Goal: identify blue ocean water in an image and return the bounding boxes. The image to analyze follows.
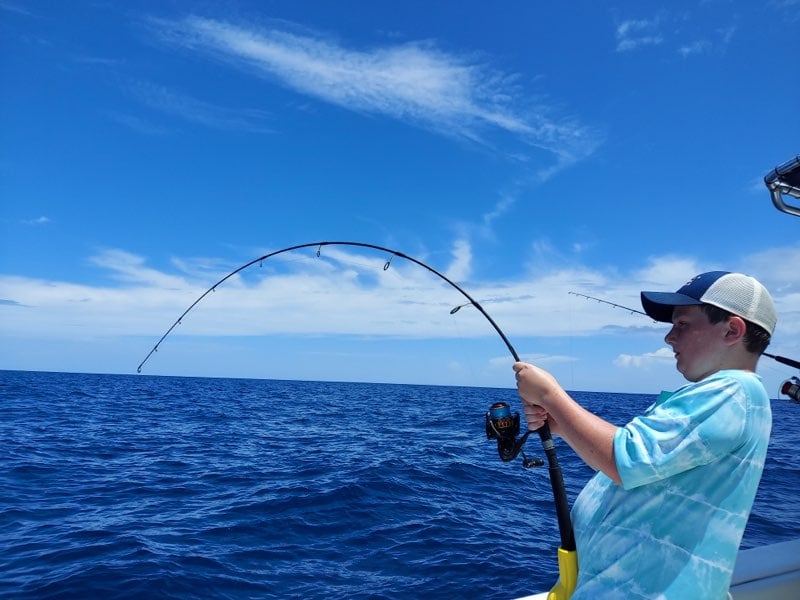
[2,370,798,599]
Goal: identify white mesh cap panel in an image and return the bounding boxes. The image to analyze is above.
[701,273,777,334]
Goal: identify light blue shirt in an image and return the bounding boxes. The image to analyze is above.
[570,370,772,599]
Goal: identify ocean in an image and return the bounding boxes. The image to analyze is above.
[2,370,799,599]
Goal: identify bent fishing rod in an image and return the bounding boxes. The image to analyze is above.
[138,241,577,565]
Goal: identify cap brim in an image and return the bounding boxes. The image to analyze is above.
[640,291,704,323]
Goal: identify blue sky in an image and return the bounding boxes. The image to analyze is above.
[1,0,798,394]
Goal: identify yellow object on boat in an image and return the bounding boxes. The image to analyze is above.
[547,548,578,600]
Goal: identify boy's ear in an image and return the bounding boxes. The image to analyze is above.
[724,316,747,343]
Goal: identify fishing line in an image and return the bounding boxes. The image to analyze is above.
[567,291,576,392]
[443,304,479,383]
[137,240,576,554]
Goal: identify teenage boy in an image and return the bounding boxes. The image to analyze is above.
[514,271,776,599]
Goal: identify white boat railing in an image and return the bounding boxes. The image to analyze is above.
[728,538,800,600]
[516,537,800,600]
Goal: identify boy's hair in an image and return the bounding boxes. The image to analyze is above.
[701,304,771,355]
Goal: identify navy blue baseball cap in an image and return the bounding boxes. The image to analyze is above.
[640,271,777,335]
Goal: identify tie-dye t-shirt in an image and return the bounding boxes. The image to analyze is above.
[570,370,771,600]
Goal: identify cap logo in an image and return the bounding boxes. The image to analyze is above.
[684,275,700,286]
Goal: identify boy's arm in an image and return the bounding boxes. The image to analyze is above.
[515,362,621,484]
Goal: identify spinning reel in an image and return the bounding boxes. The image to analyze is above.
[485,401,544,469]
[782,377,800,403]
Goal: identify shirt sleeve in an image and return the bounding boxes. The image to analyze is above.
[614,375,749,490]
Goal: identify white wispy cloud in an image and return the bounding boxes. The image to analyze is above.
[615,19,663,52]
[445,239,472,282]
[88,249,194,289]
[678,25,736,59]
[678,40,712,58]
[148,15,600,165]
[105,110,168,136]
[22,216,51,225]
[0,1,34,17]
[770,0,800,22]
[127,80,273,133]
[614,347,674,368]
[481,193,517,229]
[633,256,702,289]
[615,12,737,59]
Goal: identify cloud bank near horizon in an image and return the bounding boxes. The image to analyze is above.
[2,242,797,369]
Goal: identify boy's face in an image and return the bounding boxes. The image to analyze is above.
[665,305,732,382]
